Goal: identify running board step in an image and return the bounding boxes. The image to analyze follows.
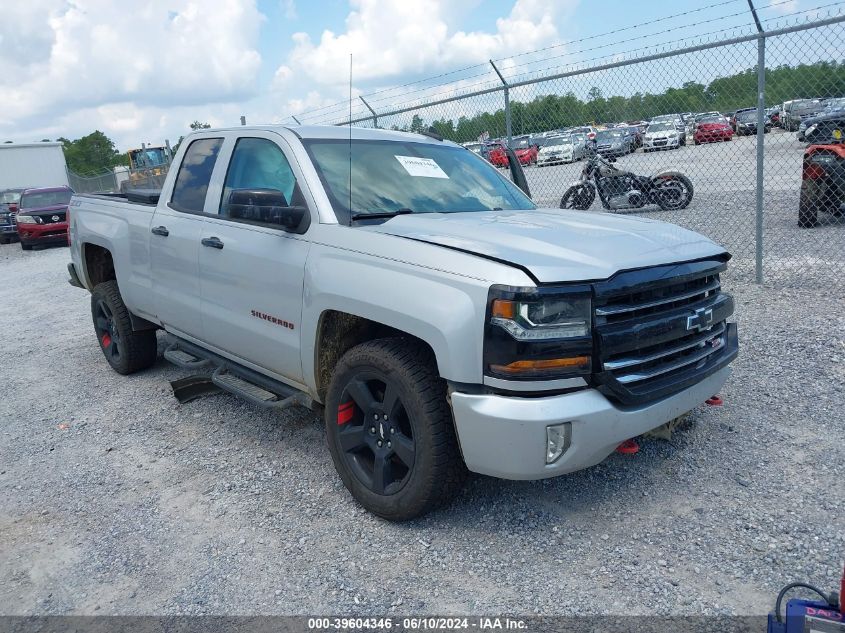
[164,345,211,369]
[211,367,307,411]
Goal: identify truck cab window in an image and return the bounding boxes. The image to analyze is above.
[169,138,223,213]
[220,138,299,220]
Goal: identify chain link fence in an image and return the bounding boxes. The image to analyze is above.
[67,166,170,194]
[295,13,845,289]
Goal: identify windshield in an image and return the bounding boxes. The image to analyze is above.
[20,190,72,209]
[596,130,624,140]
[129,147,169,169]
[647,122,676,132]
[303,139,535,221]
[0,191,21,204]
[543,136,571,147]
[512,138,532,149]
[823,98,845,110]
[698,116,726,124]
[737,110,758,121]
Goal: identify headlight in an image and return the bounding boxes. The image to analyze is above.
[484,285,592,380]
[805,124,817,136]
[16,214,38,224]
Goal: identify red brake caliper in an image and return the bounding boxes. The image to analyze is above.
[101,333,112,348]
[337,401,354,425]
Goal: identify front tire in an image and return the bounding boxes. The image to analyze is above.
[325,338,465,521]
[91,280,158,375]
[560,183,596,210]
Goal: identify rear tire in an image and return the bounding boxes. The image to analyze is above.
[324,338,466,521]
[91,280,158,375]
[653,173,694,210]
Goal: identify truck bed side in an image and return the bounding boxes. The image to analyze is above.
[70,194,159,323]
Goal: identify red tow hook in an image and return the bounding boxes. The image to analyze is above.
[616,438,639,454]
[705,395,724,406]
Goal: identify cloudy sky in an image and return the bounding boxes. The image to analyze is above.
[0,0,812,151]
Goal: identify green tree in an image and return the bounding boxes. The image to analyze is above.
[60,131,125,175]
[409,114,425,133]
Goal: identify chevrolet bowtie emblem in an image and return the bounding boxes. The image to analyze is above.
[686,307,714,332]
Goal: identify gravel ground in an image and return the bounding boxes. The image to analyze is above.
[1,243,842,617]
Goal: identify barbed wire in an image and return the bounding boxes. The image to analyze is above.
[294,0,755,122]
[294,2,845,125]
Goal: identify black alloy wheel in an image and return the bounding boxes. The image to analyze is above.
[335,371,416,496]
[90,280,157,375]
[94,298,121,363]
[324,338,465,520]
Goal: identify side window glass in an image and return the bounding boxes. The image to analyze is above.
[170,138,223,213]
[220,138,299,220]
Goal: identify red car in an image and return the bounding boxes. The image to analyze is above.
[15,186,73,250]
[694,115,734,144]
[487,138,537,168]
[486,142,509,168]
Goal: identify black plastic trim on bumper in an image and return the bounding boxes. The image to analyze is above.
[67,262,84,288]
[593,322,738,406]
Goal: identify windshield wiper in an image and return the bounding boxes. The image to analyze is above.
[350,208,415,221]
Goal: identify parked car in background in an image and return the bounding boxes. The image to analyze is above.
[782,98,826,132]
[767,105,782,127]
[0,188,24,243]
[798,117,844,227]
[511,136,539,166]
[15,186,73,250]
[570,125,598,141]
[536,133,588,166]
[463,142,491,162]
[798,98,845,141]
[694,115,734,144]
[804,112,845,145]
[594,128,636,157]
[486,142,509,168]
[732,108,771,135]
[643,121,683,151]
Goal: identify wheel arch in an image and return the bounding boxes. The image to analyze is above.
[82,242,116,288]
[312,311,437,403]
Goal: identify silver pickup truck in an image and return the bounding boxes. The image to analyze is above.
[68,125,738,520]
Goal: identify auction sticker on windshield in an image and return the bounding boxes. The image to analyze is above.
[395,155,449,179]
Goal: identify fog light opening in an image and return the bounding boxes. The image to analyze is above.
[546,422,572,464]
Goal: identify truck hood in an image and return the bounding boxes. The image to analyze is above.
[367,209,726,283]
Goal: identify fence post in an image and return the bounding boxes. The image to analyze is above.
[755,36,766,284]
[490,60,512,148]
[360,96,378,128]
[749,0,765,284]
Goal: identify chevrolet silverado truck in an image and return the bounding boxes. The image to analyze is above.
[67,125,738,520]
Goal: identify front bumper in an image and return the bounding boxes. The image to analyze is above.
[450,365,731,480]
[18,222,68,245]
[537,154,572,165]
[644,137,680,149]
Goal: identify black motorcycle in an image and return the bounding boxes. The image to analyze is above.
[560,147,694,211]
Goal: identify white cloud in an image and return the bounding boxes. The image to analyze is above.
[0,0,577,149]
[0,0,264,145]
[280,0,575,87]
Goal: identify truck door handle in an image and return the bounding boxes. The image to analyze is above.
[201,237,224,249]
[151,226,169,237]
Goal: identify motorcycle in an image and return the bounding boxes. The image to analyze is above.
[560,146,694,211]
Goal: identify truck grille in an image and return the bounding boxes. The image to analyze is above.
[592,258,738,405]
